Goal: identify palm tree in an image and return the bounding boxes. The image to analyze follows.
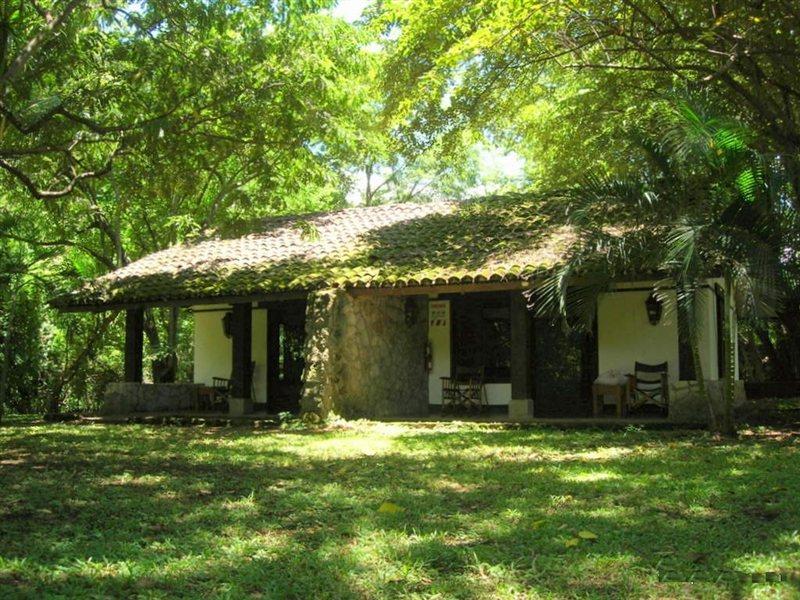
[529,102,789,434]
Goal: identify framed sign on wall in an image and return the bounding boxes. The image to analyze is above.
[429,300,449,328]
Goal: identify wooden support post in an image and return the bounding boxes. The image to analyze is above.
[230,303,252,401]
[509,292,533,419]
[124,308,144,383]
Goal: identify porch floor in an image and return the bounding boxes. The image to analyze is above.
[81,411,680,429]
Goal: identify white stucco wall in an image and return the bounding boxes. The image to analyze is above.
[598,288,681,382]
[427,280,733,409]
[192,304,268,404]
[597,281,722,383]
[193,306,232,387]
[427,299,451,404]
[427,298,512,406]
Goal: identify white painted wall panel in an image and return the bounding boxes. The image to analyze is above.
[427,298,512,406]
[427,299,451,405]
[597,282,720,383]
[252,308,268,404]
[193,308,232,386]
[192,305,268,404]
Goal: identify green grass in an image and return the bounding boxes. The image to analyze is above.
[1,420,799,599]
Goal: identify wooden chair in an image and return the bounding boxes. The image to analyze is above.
[211,377,231,412]
[441,366,487,413]
[627,361,669,415]
[212,361,256,411]
[457,366,487,413]
[441,376,462,413]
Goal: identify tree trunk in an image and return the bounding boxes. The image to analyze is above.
[690,335,717,431]
[721,276,736,436]
[0,322,11,425]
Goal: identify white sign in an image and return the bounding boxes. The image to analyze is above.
[429,300,449,328]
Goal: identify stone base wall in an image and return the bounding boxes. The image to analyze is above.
[668,380,747,424]
[102,382,199,415]
[300,290,429,419]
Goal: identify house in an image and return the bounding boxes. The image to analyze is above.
[52,196,743,423]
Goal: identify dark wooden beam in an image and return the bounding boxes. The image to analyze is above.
[56,290,308,313]
[510,292,532,401]
[348,280,533,297]
[123,308,144,383]
[230,303,252,399]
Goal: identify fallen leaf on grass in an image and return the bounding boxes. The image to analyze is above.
[689,552,709,564]
[564,538,580,548]
[378,501,403,514]
[577,530,598,540]
[531,520,545,530]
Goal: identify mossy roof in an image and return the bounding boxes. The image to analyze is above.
[53,196,579,310]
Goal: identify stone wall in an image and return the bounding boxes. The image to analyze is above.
[102,382,199,415]
[300,290,429,419]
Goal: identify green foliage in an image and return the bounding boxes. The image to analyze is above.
[0,285,44,413]
[0,0,388,411]
[378,1,800,191]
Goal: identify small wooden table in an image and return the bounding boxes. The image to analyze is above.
[196,386,216,411]
[592,382,628,417]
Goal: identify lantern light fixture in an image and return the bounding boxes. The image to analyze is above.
[222,312,233,338]
[645,292,663,326]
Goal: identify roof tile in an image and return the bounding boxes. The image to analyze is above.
[54,196,574,308]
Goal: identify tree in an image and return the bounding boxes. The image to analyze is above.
[529,103,787,434]
[0,0,346,200]
[379,1,800,186]
[0,1,381,409]
[377,0,800,382]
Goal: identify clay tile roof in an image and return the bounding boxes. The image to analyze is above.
[52,195,576,309]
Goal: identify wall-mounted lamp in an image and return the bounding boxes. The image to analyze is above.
[222,312,233,338]
[645,292,663,326]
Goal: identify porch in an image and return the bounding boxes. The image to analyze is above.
[84,409,686,429]
[106,277,738,425]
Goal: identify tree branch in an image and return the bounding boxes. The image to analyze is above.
[0,146,119,199]
[0,0,84,85]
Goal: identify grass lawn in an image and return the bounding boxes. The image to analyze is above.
[1,419,799,599]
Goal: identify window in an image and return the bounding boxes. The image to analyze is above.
[450,293,511,382]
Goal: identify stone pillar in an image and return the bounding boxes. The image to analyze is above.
[509,292,533,420]
[300,289,343,417]
[229,302,252,416]
[299,290,429,419]
[336,294,428,418]
[124,308,144,383]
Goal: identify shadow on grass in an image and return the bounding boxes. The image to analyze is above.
[1,423,798,598]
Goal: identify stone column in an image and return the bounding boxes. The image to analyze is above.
[336,294,428,418]
[299,289,343,417]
